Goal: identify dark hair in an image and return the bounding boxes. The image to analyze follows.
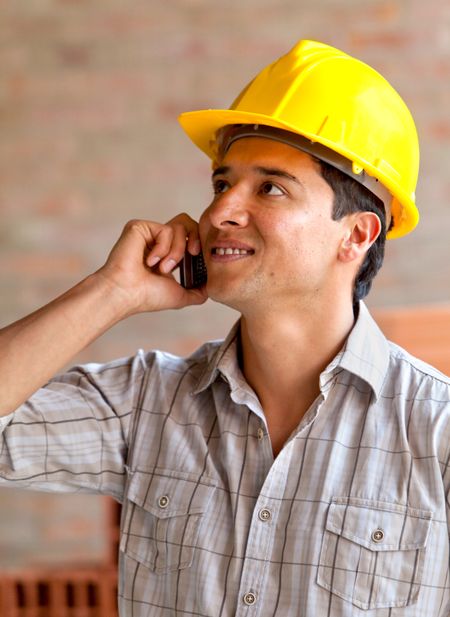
[317,160,392,307]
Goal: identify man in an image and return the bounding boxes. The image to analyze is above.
[1,40,449,616]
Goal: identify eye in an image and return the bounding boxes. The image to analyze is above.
[212,179,229,194]
[260,182,285,196]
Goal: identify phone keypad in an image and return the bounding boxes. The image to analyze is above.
[193,254,207,287]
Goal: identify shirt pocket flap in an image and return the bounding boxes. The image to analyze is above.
[127,468,217,519]
[326,497,432,551]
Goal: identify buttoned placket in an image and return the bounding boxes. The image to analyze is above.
[231,387,328,614]
[234,439,295,615]
[224,360,328,614]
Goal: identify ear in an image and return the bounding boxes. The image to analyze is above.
[338,212,382,264]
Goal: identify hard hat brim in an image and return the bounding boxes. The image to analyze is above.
[178,108,419,239]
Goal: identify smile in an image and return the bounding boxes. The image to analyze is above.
[212,248,254,256]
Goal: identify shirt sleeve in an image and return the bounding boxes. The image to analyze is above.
[439,401,450,546]
[0,350,149,502]
[445,442,450,544]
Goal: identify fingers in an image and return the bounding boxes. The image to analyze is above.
[145,226,174,268]
[166,212,201,257]
[186,231,201,256]
[146,213,201,274]
[159,222,188,273]
[99,217,208,316]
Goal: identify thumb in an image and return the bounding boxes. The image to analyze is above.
[178,284,209,308]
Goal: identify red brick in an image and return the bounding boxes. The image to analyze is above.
[350,31,413,50]
[0,254,86,278]
[371,2,401,23]
[429,120,450,141]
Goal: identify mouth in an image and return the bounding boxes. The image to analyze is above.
[209,245,255,264]
[211,247,254,256]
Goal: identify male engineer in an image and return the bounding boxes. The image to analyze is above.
[1,40,449,616]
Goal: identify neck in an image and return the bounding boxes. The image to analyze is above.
[239,297,356,417]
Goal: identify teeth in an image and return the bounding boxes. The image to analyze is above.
[214,248,252,256]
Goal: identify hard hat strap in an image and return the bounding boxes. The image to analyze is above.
[217,124,391,209]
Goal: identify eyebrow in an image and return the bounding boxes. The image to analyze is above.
[212,165,303,187]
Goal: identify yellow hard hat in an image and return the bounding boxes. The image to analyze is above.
[178,39,420,239]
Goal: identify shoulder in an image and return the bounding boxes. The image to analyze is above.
[140,338,225,387]
[44,337,225,403]
[381,341,450,445]
[386,340,450,392]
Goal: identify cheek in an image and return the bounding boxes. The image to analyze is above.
[272,216,313,254]
[198,210,210,244]
[277,214,335,265]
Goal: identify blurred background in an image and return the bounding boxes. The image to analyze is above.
[0,0,449,575]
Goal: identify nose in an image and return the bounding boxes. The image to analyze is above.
[206,187,249,229]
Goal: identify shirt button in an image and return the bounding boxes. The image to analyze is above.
[259,508,271,522]
[158,495,170,509]
[243,591,257,605]
[257,428,264,441]
[372,528,384,543]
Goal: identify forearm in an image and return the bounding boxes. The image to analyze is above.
[0,217,207,417]
[0,272,129,416]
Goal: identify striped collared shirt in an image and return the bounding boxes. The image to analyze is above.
[1,302,449,616]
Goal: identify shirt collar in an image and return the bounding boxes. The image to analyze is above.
[192,320,241,395]
[328,301,390,400]
[193,302,390,400]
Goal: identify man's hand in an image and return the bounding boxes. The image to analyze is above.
[97,215,208,315]
[0,214,207,416]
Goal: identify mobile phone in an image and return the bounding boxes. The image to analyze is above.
[179,251,207,289]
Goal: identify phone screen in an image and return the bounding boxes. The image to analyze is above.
[179,252,207,289]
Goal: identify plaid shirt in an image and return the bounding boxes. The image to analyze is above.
[1,302,449,616]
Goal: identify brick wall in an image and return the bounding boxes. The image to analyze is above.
[1,0,449,568]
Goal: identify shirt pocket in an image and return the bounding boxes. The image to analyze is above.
[120,468,217,574]
[317,497,432,610]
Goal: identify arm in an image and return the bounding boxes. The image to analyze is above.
[0,216,207,416]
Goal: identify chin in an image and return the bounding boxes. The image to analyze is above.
[208,281,264,315]
[206,280,242,309]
